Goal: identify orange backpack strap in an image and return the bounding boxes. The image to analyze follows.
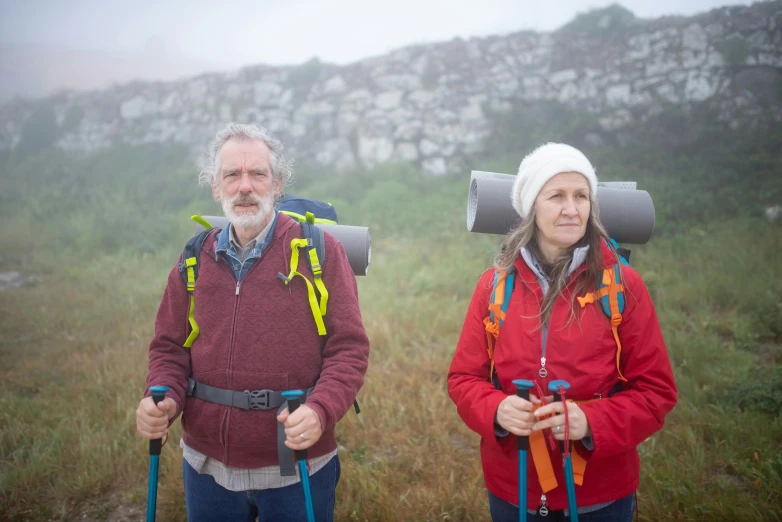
[529,429,558,492]
[484,270,515,382]
[577,265,628,383]
[571,451,587,486]
[528,399,599,490]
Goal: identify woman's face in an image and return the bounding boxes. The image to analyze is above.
[534,172,591,258]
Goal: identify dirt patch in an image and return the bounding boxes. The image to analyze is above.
[69,490,145,522]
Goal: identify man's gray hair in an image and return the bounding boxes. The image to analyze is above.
[199,123,294,191]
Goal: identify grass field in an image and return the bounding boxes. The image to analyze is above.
[1,128,781,520]
[1,172,781,521]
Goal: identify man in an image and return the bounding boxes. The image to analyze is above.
[136,123,370,521]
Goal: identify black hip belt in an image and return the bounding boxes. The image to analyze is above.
[186,377,313,411]
[186,377,313,476]
[185,377,359,477]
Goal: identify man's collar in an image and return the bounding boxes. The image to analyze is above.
[216,211,278,255]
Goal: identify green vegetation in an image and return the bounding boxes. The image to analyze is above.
[716,37,750,67]
[0,102,781,521]
[557,4,636,36]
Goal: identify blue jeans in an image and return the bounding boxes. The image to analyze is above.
[488,491,636,522]
[183,456,341,522]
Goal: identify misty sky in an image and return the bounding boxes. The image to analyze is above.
[0,0,753,101]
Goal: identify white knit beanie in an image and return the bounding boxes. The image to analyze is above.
[511,143,598,218]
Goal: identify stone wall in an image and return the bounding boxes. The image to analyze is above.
[1,1,780,174]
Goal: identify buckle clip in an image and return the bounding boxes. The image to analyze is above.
[244,389,271,410]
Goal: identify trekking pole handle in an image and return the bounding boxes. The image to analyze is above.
[548,380,571,454]
[148,386,170,456]
[512,379,535,451]
[281,390,307,461]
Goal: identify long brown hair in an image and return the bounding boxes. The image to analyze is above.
[492,191,619,328]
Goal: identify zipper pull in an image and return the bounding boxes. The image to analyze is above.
[539,356,548,378]
[538,494,549,516]
[236,281,241,296]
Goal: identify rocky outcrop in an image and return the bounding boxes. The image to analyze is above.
[1,2,780,174]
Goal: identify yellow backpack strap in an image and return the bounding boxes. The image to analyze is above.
[179,228,214,349]
[279,238,327,336]
[183,256,199,348]
[299,219,329,316]
[190,215,213,230]
[308,248,328,316]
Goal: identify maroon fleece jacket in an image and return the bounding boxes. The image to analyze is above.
[145,213,370,468]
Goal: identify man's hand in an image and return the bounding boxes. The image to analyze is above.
[495,394,541,436]
[277,404,323,450]
[136,396,176,440]
[532,401,591,440]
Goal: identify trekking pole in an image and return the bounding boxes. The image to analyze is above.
[146,385,170,522]
[281,390,316,522]
[512,379,535,522]
[548,380,578,522]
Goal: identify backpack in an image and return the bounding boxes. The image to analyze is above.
[178,195,338,348]
[484,238,630,386]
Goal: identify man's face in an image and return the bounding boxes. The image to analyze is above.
[212,139,282,229]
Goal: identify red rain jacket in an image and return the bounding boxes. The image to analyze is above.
[448,243,677,511]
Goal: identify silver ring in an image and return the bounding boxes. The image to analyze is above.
[555,426,562,432]
[300,433,305,439]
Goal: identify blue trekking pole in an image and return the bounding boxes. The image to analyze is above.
[548,380,578,522]
[281,390,316,522]
[146,385,170,522]
[512,379,535,522]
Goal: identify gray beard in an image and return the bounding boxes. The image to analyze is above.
[221,192,274,230]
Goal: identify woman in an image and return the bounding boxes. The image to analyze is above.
[448,143,677,521]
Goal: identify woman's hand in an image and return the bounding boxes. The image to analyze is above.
[495,394,542,436]
[532,401,591,440]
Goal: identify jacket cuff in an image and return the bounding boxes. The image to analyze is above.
[305,400,329,433]
[482,392,509,441]
[494,423,510,438]
[579,403,602,459]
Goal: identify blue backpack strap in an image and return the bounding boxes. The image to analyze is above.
[500,270,515,329]
[488,268,516,326]
[299,220,326,274]
[488,268,515,389]
[178,228,215,285]
[608,238,630,266]
[577,261,629,383]
[597,263,625,317]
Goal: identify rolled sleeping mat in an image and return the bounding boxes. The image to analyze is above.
[196,216,371,276]
[466,171,656,244]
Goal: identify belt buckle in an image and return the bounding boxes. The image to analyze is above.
[245,389,270,410]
